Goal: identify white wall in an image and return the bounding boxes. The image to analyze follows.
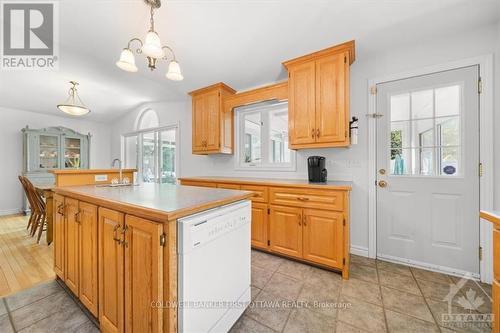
[0,107,111,214]
[110,22,500,254]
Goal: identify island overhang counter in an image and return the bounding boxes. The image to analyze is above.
[51,183,254,333]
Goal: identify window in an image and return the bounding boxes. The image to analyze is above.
[123,124,178,184]
[236,101,295,170]
[389,84,461,176]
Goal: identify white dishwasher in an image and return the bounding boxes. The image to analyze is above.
[178,200,251,333]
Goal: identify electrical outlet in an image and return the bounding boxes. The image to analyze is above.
[95,174,108,182]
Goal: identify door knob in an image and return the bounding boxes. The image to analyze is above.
[378,180,388,188]
[379,169,386,175]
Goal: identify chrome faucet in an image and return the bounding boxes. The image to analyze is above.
[111,158,123,183]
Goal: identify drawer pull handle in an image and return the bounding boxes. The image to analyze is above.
[113,224,121,243]
[297,197,310,201]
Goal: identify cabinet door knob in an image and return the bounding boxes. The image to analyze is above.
[311,129,315,139]
[316,129,320,138]
[74,210,81,223]
[298,214,302,226]
[113,224,121,243]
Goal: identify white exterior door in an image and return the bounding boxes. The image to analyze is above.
[376,66,480,276]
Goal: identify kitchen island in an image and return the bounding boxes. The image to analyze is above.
[52,183,253,333]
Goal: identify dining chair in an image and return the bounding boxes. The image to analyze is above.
[18,176,36,231]
[23,177,47,243]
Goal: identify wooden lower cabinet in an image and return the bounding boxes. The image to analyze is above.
[124,215,163,333]
[303,209,344,268]
[79,202,99,317]
[494,280,499,333]
[53,194,65,279]
[98,209,164,333]
[250,203,268,250]
[99,208,125,333]
[180,178,351,277]
[269,205,303,259]
[65,197,80,295]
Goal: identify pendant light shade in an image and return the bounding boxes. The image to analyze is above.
[116,48,138,72]
[57,81,90,116]
[117,1,183,81]
[166,60,183,81]
[142,31,163,58]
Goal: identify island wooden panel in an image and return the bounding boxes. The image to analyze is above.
[480,210,500,333]
[179,177,351,278]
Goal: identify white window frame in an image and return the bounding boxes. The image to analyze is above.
[234,101,296,171]
[121,122,180,183]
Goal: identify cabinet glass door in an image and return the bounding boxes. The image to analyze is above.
[64,137,82,168]
[39,135,59,169]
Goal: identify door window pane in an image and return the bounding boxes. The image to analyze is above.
[436,85,460,117]
[389,84,462,176]
[413,119,434,147]
[439,147,460,176]
[411,89,433,119]
[160,129,176,184]
[243,112,261,164]
[390,93,410,121]
[142,132,156,183]
[437,116,460,147]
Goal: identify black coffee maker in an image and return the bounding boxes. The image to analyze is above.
[308,156,327,183]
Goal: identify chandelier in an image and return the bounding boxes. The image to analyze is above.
[116,0,183,81]
[57,81,91,116]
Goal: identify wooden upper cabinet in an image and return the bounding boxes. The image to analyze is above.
[288,61,316,145]
[79,201,99,317]
[53,194,65,280]
[315,53,347,144]
[284,40,354,149]
[302,209,344,269]
[189,83,236,155]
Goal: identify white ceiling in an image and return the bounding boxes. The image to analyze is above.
[0,0,498,122]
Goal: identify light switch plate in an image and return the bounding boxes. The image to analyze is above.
[95,174,108,182]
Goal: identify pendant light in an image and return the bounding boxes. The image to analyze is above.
[57,81,90,116]
[116,0,183,81]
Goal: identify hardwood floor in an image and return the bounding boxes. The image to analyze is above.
[0,214,54,297]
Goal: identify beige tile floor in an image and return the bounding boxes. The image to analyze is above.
[230,250,493,333]
[0,250,492,333]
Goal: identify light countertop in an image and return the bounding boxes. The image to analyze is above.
[178,176,352,190]
[53,183,253,222]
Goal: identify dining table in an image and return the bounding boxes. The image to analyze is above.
[35,184,54,245]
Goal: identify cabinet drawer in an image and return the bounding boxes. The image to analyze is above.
[240,185,268,203]
[494,227,500,281]
[217,183,241,190]
[269,187,344,211]
[181,180,217,188]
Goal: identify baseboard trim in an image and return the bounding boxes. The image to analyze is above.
[350,245,369,257]
[0,208,23,216]
[377,253,480,280]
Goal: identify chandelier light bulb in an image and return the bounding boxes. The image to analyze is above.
[166,60,183,81]
[116,48,138,72]
[142,30,164,58]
